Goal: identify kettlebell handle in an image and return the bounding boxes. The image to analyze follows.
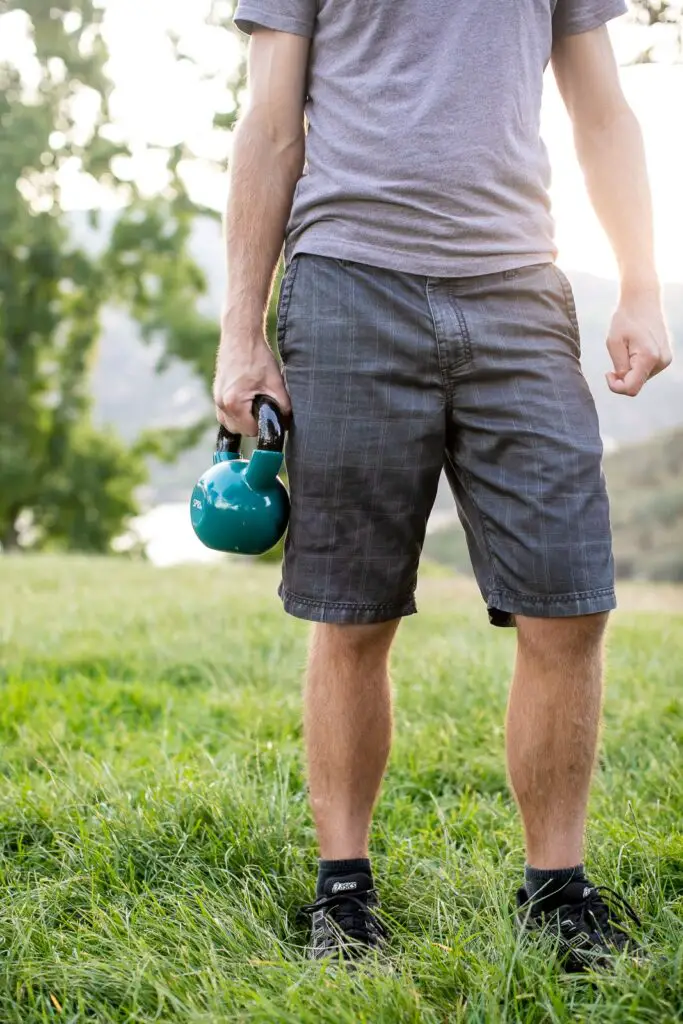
[216,395,287,456]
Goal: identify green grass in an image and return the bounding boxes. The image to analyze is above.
[1,557,682,1023]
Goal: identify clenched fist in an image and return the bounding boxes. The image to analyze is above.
[214,325,291,436]
[606,291,672,398]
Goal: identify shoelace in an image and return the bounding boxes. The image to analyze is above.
[560,885,641,947]
[580,886,641,933]
[299,890,388,944]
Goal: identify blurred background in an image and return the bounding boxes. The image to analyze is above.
[1,0,682,577]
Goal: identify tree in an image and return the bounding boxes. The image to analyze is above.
[0,1,216,550]
[629,1,683,61]
[630,1,681,25]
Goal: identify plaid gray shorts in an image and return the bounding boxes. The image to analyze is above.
[276,255,616,626]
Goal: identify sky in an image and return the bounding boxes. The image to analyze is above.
[1,3,682,282]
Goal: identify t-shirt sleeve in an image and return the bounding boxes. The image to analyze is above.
[234,1,317,38]
[553,0,627,37]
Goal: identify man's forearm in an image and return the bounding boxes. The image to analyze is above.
[574,106,658,296]
[223,111,305,335]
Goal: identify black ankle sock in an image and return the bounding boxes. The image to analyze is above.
[316,858,372,898]
[524,863,586,904]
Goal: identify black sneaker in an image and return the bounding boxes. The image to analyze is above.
[516,879,643,972]
[299,872,388,960]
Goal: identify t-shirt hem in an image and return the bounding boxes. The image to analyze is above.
[234,6,315,38]
[288,234,557,279]
[553,0,627,37]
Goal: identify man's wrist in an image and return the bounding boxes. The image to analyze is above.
[619,267,661,302]
[221,303,266,339]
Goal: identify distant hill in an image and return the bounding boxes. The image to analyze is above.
[424,427,683,583]
[89,218,683,505]
[606,426,683,581]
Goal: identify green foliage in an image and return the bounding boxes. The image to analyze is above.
[104,196,220,388]
[606,426,683,581]
[630,1,681,26]
[31,421,147,552]
[422,519,472,576]
[0,557,682,1022]
[629,1,683,62]
[0,2,220,550]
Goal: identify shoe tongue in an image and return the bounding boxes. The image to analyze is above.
[322,872,373,897]
[561,880,595,903]
[531,879,594,912]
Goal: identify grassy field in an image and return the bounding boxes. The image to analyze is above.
[1,557,682,1023]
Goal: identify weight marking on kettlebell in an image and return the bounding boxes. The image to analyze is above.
[192,499,203,510]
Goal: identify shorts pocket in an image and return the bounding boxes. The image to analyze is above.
[551,265,582,356]
[276,256,300,358]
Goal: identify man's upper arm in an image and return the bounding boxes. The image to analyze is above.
[235,2,313,139]
[552,25,628,129]
[234,0,316,38]
[244,31,310,136]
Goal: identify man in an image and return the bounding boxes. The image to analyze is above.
[214,0,672,968]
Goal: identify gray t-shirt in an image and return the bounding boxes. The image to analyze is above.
[234,0,626,277]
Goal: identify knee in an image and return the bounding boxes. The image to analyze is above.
[311,619,399,665]
[516,612,609,660]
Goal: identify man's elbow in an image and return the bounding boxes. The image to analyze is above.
[236,106,306,170]
[572,97,638,148]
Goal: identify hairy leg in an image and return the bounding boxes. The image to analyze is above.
[506,614,608,868]
[305,620,399,860]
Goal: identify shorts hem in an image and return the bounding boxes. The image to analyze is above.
[486,586,617,628]
[279,587,417,625]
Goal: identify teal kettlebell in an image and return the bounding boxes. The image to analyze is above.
[190,395,290,555]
